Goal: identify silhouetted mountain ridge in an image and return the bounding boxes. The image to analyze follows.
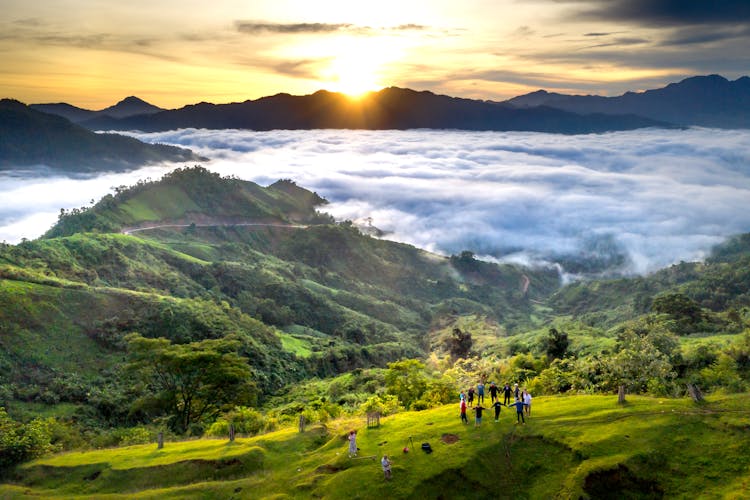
[73,86,666,133]
[0,99,204,172]
[505,75,750,128]
[30,96,165,124]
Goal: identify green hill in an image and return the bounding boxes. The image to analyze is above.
[2,393,748,498]
[2,166,750,495]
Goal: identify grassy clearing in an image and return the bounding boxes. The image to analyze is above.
[278,333,314,358]
[3,393,748,499]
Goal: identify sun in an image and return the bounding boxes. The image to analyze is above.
[323,38,396,97]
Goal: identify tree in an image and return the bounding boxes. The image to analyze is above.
[384,359,428,410]
[125,334,257,434]
[542,327,569,360]
[604,328,676,402]
[447,327,473,360]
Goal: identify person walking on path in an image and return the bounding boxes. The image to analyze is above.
[491,400,504,422]
[489,382,499,403]
[503,383,512,405]
[473,404,486,427]
[476,381,485,404]
[460,398,468,424]
[381,455,392,480]
[508,400,525,424]
[523,390,532,416]
[467,387,475,405]
[348,430,358,457]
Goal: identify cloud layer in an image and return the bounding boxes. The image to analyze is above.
[3,128,750,276]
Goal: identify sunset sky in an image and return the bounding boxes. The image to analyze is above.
[1,0,749,108]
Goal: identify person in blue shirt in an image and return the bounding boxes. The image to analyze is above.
[476,381,485,404]
[508,400,525,424]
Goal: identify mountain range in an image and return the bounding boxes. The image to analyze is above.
[505,74,750,128]
[25,74,750,133]
[0,99,204,172]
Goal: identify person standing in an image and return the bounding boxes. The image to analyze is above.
[491,400,504,422]
[476,381,485,404]
[460,398,468,424]
[508,400,525,424]
[503,383,512,405]
[473,404,486,427]
[381,455,392,480]
[348,430,358,457]
[489,382,499,403]
[467,387,475,405]
[513,383,520,402]
[523,389,532,416]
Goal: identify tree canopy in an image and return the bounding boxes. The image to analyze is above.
[125,334,257,434]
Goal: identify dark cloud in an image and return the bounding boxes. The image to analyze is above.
[585,36,650,49]
[661,25,750,46]
[235,20,429,36]
[273,58,329,78]
[570,0,750,26]
[235,21,352,35]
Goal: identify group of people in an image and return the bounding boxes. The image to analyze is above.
[346,381,533,482]
[460,382,532,425]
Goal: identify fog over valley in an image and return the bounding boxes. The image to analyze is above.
[2,127,750,276]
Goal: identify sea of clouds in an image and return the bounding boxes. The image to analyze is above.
[2,127,750,276]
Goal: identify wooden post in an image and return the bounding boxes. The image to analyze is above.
[617,385,626,404]
[298,414,305,433]
[157,432,164,449]
[687,383,704,403]
[367,412,381,428]
[229,423,235,442]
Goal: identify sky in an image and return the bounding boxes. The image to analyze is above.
[3,127,750,278]
[1,0,749,108]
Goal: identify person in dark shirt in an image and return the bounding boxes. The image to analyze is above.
[503,383,512,405]
[491,400,505,421]
[508,400,525,424]
[467,387,475,405]
[489,382,499,403]
[473,404,486,427]
[513,383,520,402]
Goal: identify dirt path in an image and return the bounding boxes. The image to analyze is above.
[521,274,530,295]
[122,222,308,235]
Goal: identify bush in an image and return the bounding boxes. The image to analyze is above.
[0,408,58,469]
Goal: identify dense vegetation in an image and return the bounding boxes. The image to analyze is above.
[1,166,749,495]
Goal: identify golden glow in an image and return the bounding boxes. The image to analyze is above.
[316,37,400,97]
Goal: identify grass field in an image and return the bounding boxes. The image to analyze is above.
[2,393,748,499]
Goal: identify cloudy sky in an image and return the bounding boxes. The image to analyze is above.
[1,0,749,108]
[3,128,750,276]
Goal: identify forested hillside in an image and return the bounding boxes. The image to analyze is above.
[1,167,748,481]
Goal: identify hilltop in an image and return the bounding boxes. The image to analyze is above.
[0,99,203,172]
[2,393,749,498]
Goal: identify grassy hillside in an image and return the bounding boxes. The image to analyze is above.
[45,167,331,238]
[2,393,748,498]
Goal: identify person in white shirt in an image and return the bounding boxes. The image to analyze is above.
[523,390,532,416]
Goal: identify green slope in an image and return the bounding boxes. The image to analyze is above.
[3,393,748,498]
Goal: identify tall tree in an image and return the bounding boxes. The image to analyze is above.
[125,334,256,434]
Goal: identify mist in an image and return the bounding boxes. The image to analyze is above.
[2,127,750,275]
